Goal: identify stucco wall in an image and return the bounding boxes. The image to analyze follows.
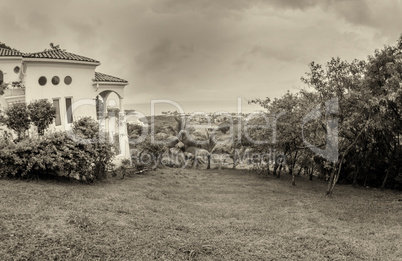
[0,58,23,111]
[0,58,23,84]
[24,61,98,131]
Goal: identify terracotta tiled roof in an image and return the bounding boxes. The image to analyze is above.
[0,48,24,57]
[94,72,128,83]
[25,49,100,64]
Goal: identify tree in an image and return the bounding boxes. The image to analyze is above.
[3,103,31,140]
[301,57,371,195]
[363,36,402,189]
[229,123,251,169]
[203,128,216,169]
[250,34,402,194]
[27,99,56,136]
[0,42,14,50]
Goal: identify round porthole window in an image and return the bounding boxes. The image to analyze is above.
[38,76,47,86]
[64,76,72,85]
[52,76,60,85]
[14,66,20,74]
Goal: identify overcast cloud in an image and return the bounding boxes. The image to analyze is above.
[1,0,401,114]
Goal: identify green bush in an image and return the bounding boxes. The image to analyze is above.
[0,117,115,181]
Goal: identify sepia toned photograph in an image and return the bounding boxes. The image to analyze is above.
[0,0,401,260]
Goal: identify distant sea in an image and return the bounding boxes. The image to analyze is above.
[124,99,264,116]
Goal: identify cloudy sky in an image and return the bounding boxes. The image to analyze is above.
[1,0,401,114]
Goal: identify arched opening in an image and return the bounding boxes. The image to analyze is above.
[97,90,122,117]
[0,70,3,85]
[96,90,125,156]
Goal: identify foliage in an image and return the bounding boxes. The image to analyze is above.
[218,124,230,134]
[119,158,132,179]
[71,116,100,140]
[127,122,145,138]
[0,42,14,50]
[95,95,104,119]
[131,136,167,169]
[107,107,120,116]
[0,81,24,96]
[0,110,5,124]
[71,117,115,180]
[27,99,56,135]
[3,102,31,140]
[0,117,115,181]
[250,34,402,193]
[1,99,55,139]
[0,82,7,96]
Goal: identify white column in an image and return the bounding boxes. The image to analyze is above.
[118,111,129,159]
[119,97,124,112]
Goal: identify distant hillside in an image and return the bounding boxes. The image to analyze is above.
[143,115,177,126]
[142,115,180,135]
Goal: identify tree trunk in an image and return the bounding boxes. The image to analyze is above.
[278,164,282,178]
[297,165,303,176]
[317,162,325,179]
[330,171,340,194]
[232,151,237,169]
[274,163,282,178]
[326,168,336,196]
[331,117,371,195]
[364,172,368,187]
[291,151,298,176]
[352,165,359,188]
[381,166,391,190]
[382,147,396,190]
[291,171,296,186]
[194,159,198,169]
[266,161,270,175]
[207,154,211,169]
[309,167,313,181]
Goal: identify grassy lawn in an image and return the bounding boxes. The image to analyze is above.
[0,169,401,260]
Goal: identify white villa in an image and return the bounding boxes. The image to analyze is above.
[0,44,130,160]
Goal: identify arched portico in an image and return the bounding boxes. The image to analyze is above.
[93,72,129,161]
[95,90,129,159]
[97,90,123,112]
